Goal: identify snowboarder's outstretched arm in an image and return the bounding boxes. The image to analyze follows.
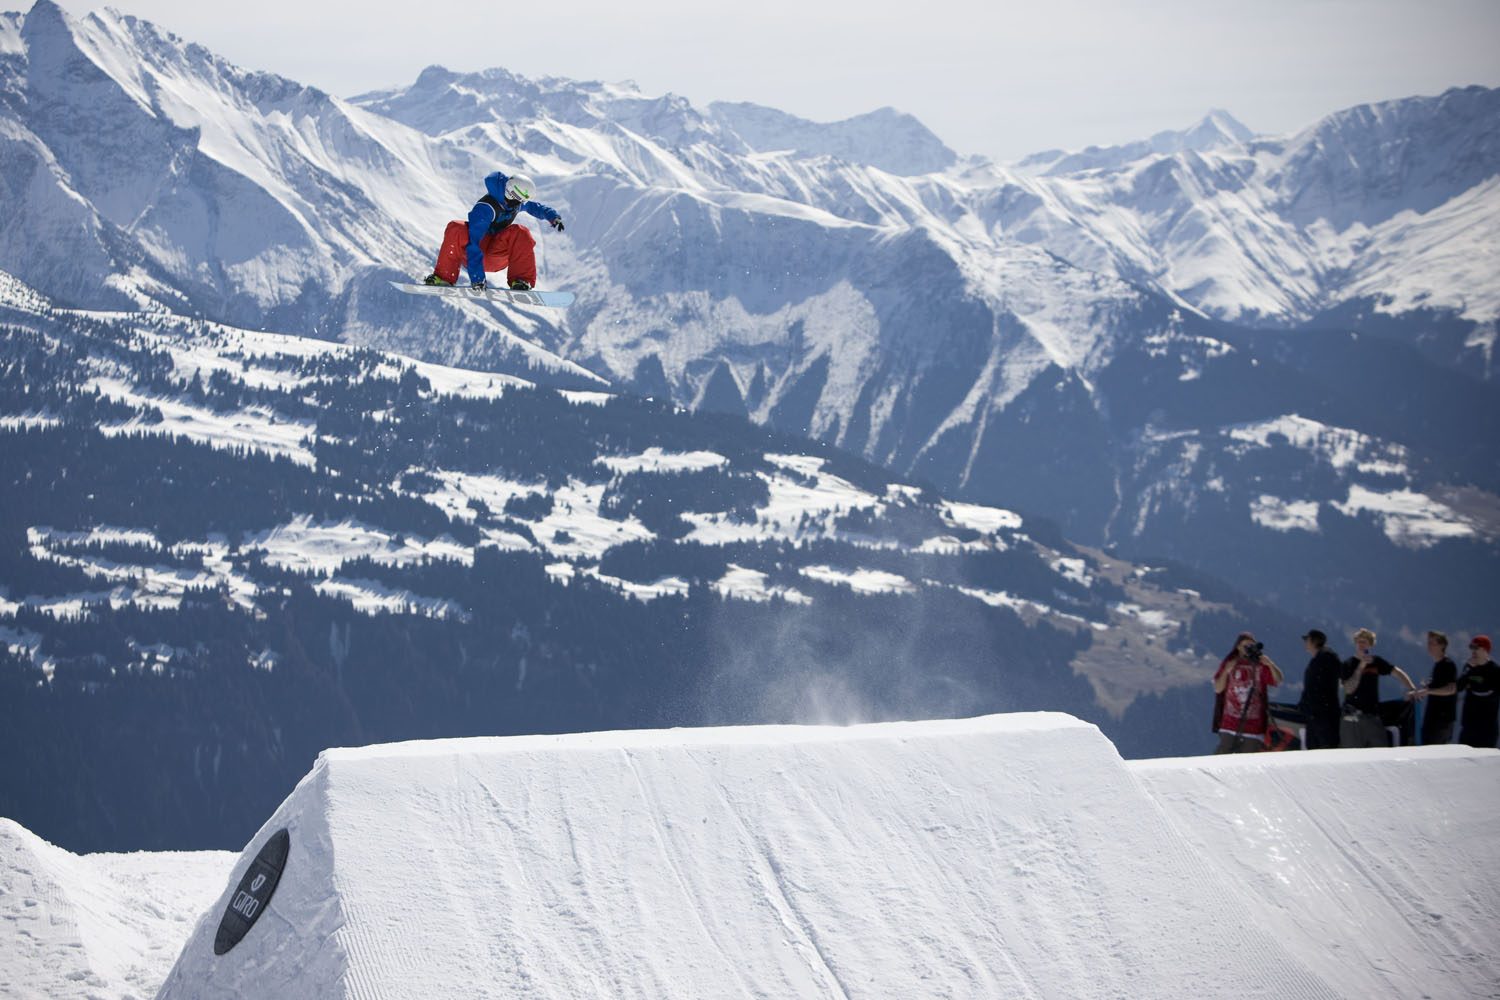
[521,199,563,227]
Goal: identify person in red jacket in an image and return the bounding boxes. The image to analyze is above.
[1212,632,1284,753]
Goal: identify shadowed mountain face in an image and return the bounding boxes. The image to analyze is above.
[0,2,1496,828]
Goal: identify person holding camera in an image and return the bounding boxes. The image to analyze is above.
[1212,632,1284,753]
[1340,628,1416,748]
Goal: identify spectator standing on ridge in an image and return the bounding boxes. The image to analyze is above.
[1297,629,1343,749]
[1406,630,1460,745]
[1456,635,1499,749]
[1340,628,1416,748]
[1212,632,1283,753]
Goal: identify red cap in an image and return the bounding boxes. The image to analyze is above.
[1471,635,1492,652]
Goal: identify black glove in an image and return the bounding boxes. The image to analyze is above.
[471,278,487,290]
[549,218,565,232]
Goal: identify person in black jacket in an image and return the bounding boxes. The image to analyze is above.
[1456,635,1499,748]
[1406,630,1459,745]
[1297,629,1343,749]
[1341,627,1416,748]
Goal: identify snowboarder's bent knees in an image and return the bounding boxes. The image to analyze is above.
[424,171,565,291]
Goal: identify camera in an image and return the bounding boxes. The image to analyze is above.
[1245,641,1265,660]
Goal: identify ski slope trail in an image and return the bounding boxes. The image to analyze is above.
[1133,747,1500,1000]
[157,714,1340,999]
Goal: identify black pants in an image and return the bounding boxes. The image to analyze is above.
[1304,717,1341,750]
[1341,712,1388,749]
[1420,720,1454,746]
[1461,723,1498,749]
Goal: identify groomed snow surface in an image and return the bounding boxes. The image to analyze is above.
[4,715,1498,999]
[0,820,232,1000]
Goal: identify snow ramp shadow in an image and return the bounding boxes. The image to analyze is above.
[158,713,1342,998]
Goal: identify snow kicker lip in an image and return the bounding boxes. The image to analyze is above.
[213,828,290,956]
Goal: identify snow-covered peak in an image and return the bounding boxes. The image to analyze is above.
[355,63,732,153]
[992,87,1500,324]
[1014,108,1255,175]
[709,100,957,175]
[1191,108,1256,142]
[358,64,960,176]
[1268,84,1500,231]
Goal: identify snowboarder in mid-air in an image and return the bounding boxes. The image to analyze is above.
[422,171,565,291]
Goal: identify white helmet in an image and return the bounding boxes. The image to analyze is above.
[503,173,536,204]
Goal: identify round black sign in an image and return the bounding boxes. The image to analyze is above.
[213,828,290,956]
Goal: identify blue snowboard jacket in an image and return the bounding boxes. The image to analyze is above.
[465,171,562,284]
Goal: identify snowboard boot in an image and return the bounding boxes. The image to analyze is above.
[508,279,533,291]
[422,273,453,286]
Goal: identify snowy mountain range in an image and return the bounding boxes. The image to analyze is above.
[1,1,1497,847]
[0,4,1493,595]
[1014,108,1257,175]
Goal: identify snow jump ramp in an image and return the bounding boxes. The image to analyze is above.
[156,714,1497,999]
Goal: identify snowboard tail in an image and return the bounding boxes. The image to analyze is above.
[389,280,574,309]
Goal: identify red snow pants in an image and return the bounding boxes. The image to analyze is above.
[433,221,537,286]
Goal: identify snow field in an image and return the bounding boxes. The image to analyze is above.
[1332,484,1476,548]
[251,517,474,574]
[87,375,319,468]
[1131,747,1500,1000]
[5,445,1035,633]
[711,564,812,605]
[157,714,1341,999]
[1226,414,1410,476]
[0,819,232,1000]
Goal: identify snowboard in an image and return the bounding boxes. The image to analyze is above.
[389,280,574,308]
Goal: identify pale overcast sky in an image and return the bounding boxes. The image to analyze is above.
[50,0,1500,161]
